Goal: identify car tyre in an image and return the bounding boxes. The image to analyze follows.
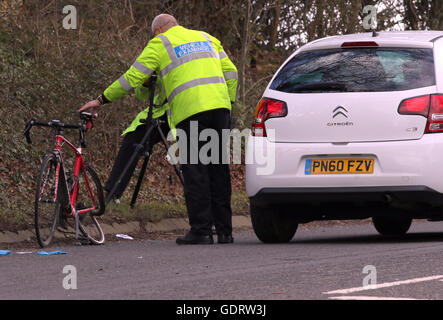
[372,214,412,236]
[250,204,298,243]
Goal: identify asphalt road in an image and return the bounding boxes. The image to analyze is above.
[2,220,443,300]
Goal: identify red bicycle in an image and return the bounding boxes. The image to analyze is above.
[23,112,105,247]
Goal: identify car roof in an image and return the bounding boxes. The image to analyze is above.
[299,31,443,52]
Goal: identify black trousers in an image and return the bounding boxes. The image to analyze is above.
[176,108,232,236]
[104,114,170,199]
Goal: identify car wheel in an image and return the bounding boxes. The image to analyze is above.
[372,214,412,236]
[250,204,298,243]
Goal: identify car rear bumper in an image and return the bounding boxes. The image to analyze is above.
[249,185,443,221]
[249,185,443,207]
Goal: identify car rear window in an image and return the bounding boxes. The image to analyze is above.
[270,48,435,93]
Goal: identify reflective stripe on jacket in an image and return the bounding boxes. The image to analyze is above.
[103,25,238,126]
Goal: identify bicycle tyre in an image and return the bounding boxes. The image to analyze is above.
[35,153,60,247]
[77,164,105,245]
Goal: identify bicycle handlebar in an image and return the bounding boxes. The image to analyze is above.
[23,112,97,144]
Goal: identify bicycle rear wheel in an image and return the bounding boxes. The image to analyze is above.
[76,164,105,245]
[35,153,60,247]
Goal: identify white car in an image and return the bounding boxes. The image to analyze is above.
[246,31,443,243]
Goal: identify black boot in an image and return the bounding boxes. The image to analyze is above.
[176,231,214,245]
[217,233,234,244]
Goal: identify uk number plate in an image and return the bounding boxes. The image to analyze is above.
[305,158,374,175]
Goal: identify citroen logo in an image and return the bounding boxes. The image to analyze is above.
[333,106,349,119]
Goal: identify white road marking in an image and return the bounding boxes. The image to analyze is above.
[328,296,426,300]
[324,275,443,295]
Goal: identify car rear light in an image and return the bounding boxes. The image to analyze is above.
[341,41,379,48]
[427,95,443,133]
[398,95,430,117]
[252,98,287,137]
[398,94,443,133]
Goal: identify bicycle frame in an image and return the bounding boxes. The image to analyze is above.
[52,134,98,218]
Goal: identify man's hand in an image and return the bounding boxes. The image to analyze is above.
[78,99,101,115]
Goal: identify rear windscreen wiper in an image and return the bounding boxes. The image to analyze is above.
[283,82,349,93]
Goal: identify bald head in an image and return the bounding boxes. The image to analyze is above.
[151,14,178,35]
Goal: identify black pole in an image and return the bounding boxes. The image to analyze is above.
[130,150,151,208]
[145,73,157,124]
[104,73,158,206]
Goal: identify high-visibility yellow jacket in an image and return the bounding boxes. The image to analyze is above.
[121,83,171,136]
[103,25,238,126]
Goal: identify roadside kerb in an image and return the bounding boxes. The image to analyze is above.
[0,215,252,244]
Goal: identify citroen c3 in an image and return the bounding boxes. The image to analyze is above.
[246,31,443,243]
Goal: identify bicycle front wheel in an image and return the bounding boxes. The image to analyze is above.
[35,153,60,247]
[76,164,105,245]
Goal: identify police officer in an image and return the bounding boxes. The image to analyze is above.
[79,14,238,245]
